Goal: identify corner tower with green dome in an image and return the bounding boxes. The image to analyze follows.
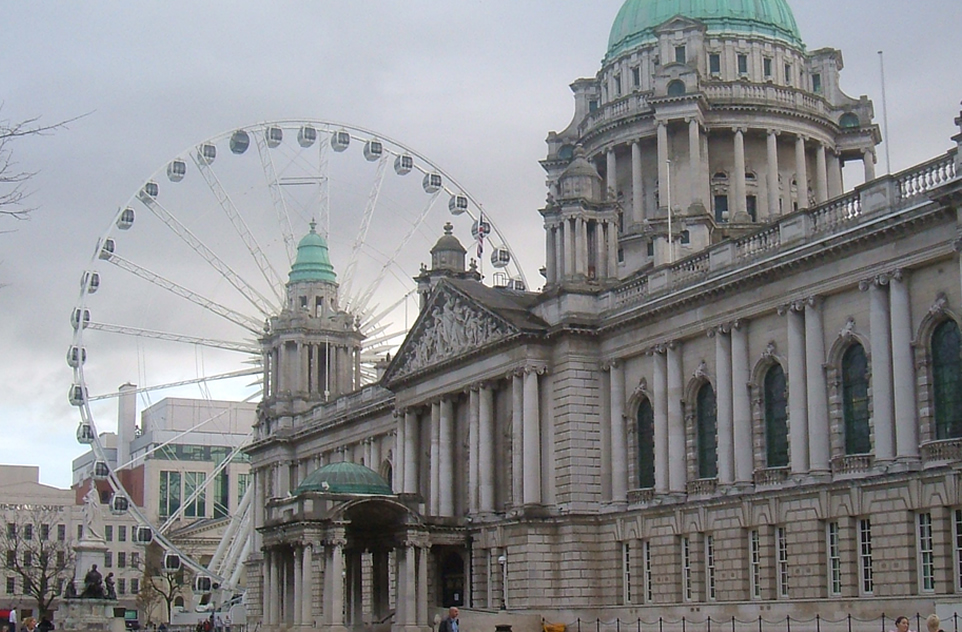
[259,222,365,426]
[542,0,881,284]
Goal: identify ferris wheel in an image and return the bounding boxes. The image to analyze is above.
[67,119,528,602]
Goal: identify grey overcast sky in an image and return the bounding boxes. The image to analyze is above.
[1,1,960,489]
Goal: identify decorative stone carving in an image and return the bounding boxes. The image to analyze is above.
[839,317,857,340]
[929,292,949,316]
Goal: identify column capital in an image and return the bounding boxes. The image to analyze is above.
[766,128,781,137]
[648,344,668,356]
[805,295,825,310]
[777,302,805,316]
[859,274,890,291]
[523,362,549,376]
[889,268,908,283]
[732,318,749,332]
[732,126,748,135]
[600,358,621,371]
[796,134,808,144]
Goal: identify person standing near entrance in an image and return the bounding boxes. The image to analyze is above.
[8,606,16,632]
[438,607,459,632]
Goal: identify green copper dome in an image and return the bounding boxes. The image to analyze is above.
[295,461,393,496]
[289,221,337,284]
[607,0,803,59]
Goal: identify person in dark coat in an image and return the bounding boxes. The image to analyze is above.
[438,607,459,632]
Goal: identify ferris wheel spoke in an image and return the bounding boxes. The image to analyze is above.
[136,192,277,317]
[340,154,389,309]
[191,152,286,304]
[360,289,417,334]
[208,483,252,574]
[318,137,331,238]
[87,322,259,354]
[102,253,263,333]
[253,130,297,264]
[85,368,262,403]
[352,191,442,317]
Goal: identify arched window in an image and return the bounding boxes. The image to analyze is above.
[636,398,655,489]
[697,383,718,478]
[667,80,686,96]
[839,113,860,128]
[932,320,962,440]
[842,344,871,454]
[764,364,789,467]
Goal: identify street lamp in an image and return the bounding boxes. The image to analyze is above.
[498,554,507,610]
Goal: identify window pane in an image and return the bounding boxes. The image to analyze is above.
[932,320,962,439]
[697,383,718,478]
[765,364,789,467]
[637,399,655,488]
[842,344,872,454]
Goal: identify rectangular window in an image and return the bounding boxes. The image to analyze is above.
[764,58,773,78]
[859,518,874,594]
[23,551,31,567]
[23,524,32,541]
[131,578,140,594]
[185,471,207,518]
[105,552,112,568]
[131,552,140,568]
[675,46,687,64]
[40,524,49,541]
[214,471,230,519]
[589,100,599,113]
[709,53,721,75]
[632,67,640,88]
[747,195,758,222]
[77,524,83,540]
[57,524,66,541]
[623,542,632,604]
[644,540,653,602]
[105,525,113,542]
[118,578,126,595]
[118,552,126,568]
[682,537,692,601]
[706,534,716,601]
[614,74,623,97]
[919,513,935,592]
[118,526,126,542]
[159,471,182,519]
[738,54,749,75]
[714,194,729,222]
[828,522,841,595]
[785,64,793,86]
[777,527,789,598]
[749,530,761,599]
[5,551,14,567]
[5,577,13,594]
[812,73,822,94]
[57,551,65,567]
[6,524,14,538]
[955,510,962,591]
[237,473,252,510]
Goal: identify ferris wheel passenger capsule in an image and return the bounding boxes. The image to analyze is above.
[422,172,442,194]
[69,384,87,406]
[491,246,511,268]
[81,271,101,294]
[197,143,217,165]
[230,130,250,154]
[133,526,153,545]
[66,346,87,368]
[448,194,468,215]
[265,126,283,148]
[76,422,95,445]
[363,139,383,161]
[193,575,213,594]
[508,277,527,291]
[117,208,135,230]
[140,181,159,200]
[164,552,182,572]
[297,125,317,148]
[109,494,129,515]
[166,159,187,182]
[98,238,115,260]
[394,154,413,175]
[71,308,90,330]
[331,130,351,152]
[93,461,110,479]
[471,219,491,240]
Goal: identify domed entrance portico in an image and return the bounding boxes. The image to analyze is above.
[260,462,435,632]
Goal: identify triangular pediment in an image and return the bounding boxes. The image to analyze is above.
[654,16,706,35]
[385,282,519,382]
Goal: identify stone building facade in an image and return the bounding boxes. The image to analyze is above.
[245,1,962,630]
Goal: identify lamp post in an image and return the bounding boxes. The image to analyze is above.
[498,554,507,610]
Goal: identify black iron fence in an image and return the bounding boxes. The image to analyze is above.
[553,613,962,632]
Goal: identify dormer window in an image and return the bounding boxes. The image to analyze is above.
[709,53,721,76]
[614,74,623,97]
[675,46,687,64]
[764,58,773,79]
[785,64,793,86]
[632,67,641,88]
[812,73,822,94]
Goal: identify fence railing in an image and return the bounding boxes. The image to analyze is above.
[552,613,961,632]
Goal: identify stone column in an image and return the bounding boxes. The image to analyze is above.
[632,140,645,223]
[468,388,479,514]
[402,543,416,626]
[330,540,345,627]
[404,410,417,494]
[301,544,313,626]
[796,136,809,210]
[563,217,574,280]
[430,401,440,514]
[689,119,702,205]
[439,397,454,516]
[594,219,606,279]
[512,373,524,506]
[805,298,831,474]
[523,367,543,505]
[863,149,877,182]
[371,549,389,621]
[293,545,303,625]
[266,549,277,625]
[346,550,363,626]
[785,304,810,474]
[815,143,829,204]
[577,218,589,277]
[890,271,919,459]
[657,121,669,212]
[555,224,564,282]
[865,277,895,461]
[417,544,429,626]
[713,327,734,485]
[607,148,618,199]
[545,226,557,285]
[731,321,753,483]
[767,130,780,218]
[609,361,627,503]
[607,221,619,279]
[733,128,748,220]
[652,347,669,493]
[479,384,495,512]
[829,151,844,198]
[667,342,686,493]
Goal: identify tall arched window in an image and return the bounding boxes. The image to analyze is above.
[764,364,789,467]
[636,398,655,489]
[697,383,718,478]
[932,320,962,440]
[842,344,871,454]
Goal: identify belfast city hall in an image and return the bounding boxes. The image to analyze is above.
[244,0,962,630]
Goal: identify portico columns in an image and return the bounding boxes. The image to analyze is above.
[468,388,479,514]
[731,322,753,483]
[667,343,686,492]
[479,384,495,512]
[563,217,574,279]
[607,220,619,278]
[301,544,313,626]
[652,347,669,493]
[293,545,303,625]
[607,149,618,199]
[439,397,454,516]
[688,119,703,205]
[795,136,810,210]
[265,549,277,625]
[657,121,669,212]
[863,149,877,182]
[609,361,627,502]
[805,298,830,474]
[828,150,844,199]
[865,277,895,461]
[890,271,919,459]
[732,128,748,221]
[545,227,557,285]
[416,544,429,625]
[523,366,543,505]
[430,401,440,514]
[767,130,780,218]
[785,303,809,474]
[325,538,346,627]
[401,543,416,626]
[403,410,417,494]
[713,327,734,485]
[632,140,644,224]
[815,143,829,204]
[511,373,524,506]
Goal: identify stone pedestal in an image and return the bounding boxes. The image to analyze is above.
[59,598,124,632]
[74,535,108,589]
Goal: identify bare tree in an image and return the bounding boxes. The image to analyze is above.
[135,542,193,624]
[0,506,76,618]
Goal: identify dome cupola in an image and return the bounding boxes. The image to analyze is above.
[289,220,337,284]
[558,146,604,202]
[607,0,803,59]
[294,461,393,496]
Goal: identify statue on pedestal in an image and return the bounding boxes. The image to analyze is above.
[80,564,105,599]
[81,480,104,541]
